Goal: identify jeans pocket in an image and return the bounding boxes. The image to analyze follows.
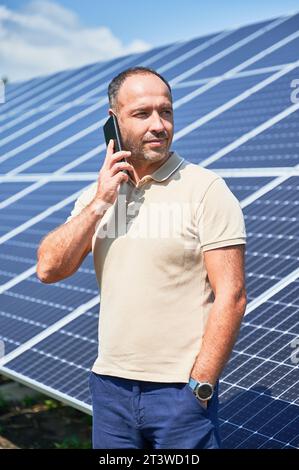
[185,383,210,414]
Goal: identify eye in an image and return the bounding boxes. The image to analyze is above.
[135,112,148,118]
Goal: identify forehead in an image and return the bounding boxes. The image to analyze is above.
[117,74,172,110]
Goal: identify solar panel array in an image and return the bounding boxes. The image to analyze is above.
[0,13,298,449]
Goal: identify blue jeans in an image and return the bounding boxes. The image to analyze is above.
[89,372,221,449]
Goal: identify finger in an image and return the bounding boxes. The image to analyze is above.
[110,161,134,177]
[108,150,131,169]
[115,171,129,185]
[104,139,114,166]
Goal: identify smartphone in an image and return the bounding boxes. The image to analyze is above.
[103,114,123,152]
[103,114,129,177]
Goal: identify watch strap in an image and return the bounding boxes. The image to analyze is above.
[188,377,198,392]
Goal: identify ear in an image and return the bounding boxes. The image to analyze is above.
[108,108,115,117]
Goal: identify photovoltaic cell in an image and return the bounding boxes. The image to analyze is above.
[174,68,299,166]
[219,279,299,447]
[3,308,99,407]
[185,14,299,81]
[223,176,274,201]
[244,177,298,300]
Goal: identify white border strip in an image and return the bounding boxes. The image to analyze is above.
[0,124,101,175]
[170,15,290,85]
[158,30,233,73]
[0,101,104,162]
[0,167,298,184]
[246,269,299,315]
[0,186,89,245]
[240,164,298,208]
[173,61,299,141]
[0,144,104,209]
[172,64,293,87]
[0,366,92,414]
[213,168,299,177]
[0,266,37,294]
[200,102,299,168]
[0,294,100,367]
[0,173,98,182]
[172,39,299,111]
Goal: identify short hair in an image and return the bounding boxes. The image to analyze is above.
[108,66,172,110]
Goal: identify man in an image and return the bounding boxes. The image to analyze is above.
[36,66,247,449]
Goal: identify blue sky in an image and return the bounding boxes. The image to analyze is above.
[3,0,299,46]
[1,0,298,81]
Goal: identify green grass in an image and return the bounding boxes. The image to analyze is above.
[0,392,9,412]
[43,398,60,410]
[54,436,91,449]
[22,394,44,407]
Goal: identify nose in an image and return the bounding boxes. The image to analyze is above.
[148,111,166,134]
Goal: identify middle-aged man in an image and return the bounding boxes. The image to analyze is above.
[37,66,247,449]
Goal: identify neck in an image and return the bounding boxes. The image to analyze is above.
[129,152,171,184]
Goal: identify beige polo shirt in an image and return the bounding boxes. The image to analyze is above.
[65,151,246,382]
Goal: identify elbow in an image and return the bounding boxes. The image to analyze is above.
[216,287,247,316]
[36,239,59,283]
[36,247,51,283]
[36,257,73,284]
[236,288,247,316]
[36,263,56,284]
[36,251,58,284]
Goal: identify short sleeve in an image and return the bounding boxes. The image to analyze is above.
[197,177,246,251]
[64,183,97,224]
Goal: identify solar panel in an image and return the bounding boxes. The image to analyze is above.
[220,280,299,448]
[1,307,99,410]
[0,12,298,449]
[182,14,299,81]
[223,176,275,201]
[244,176,298,299]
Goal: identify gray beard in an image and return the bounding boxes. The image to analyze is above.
[124,139,168,166]
[137,150,166,160]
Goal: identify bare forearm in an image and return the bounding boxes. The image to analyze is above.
[36,140,134,284]
[190,295,247,385]
[36,200,108,283]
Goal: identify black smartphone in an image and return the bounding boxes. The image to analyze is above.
[103,114,129,177]
[103,114,123,152]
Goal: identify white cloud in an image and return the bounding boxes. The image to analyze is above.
[0,0,151,82]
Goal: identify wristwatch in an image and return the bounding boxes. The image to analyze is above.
[188,377,214,401]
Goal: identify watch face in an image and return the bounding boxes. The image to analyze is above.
[196,383,213,400]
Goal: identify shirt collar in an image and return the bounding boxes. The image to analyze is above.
[128,151,184,188]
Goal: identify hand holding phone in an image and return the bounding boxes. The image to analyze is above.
[103,115,131,178]
[91,116,134,206]
[93,139,133,205]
